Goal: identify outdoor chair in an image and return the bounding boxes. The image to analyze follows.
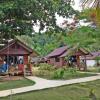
[8,66,23,76]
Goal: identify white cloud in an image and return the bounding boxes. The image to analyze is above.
[33,0,90,33]
[72,0,82,11]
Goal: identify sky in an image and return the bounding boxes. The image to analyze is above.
[72,0,81,11]
[33,0,91,33]
[56,0,91,29]
[56,0,82,28]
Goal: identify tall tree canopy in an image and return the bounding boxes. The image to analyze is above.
[80,0,100,26]
[0,0,76,41]
[17,26,100,56]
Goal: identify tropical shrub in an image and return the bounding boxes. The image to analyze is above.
[66,68,77,74]
[38,63,55,71]
[98,68,100,72]
[52,68,65,79]
[35,70,49,76]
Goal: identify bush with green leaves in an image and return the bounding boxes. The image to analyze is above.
[97,68,100,72]
[66,68,77,74]
[35,70,50,76]
[38,63,55,71]
[52,68,65,79]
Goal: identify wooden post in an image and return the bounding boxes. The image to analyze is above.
[24,55,28,64]
[0,56,3,64]
[84,55,87,71]
[76,55,80,70]
[29,63,32,75]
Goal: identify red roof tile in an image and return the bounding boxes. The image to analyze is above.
[91,51,100,57]
[0,39,34,55]
[46,46,68,58]
[60,51,69,57]
[81,51,100,60]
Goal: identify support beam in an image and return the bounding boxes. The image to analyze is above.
[84,55,87,71]
[76,55,80,69]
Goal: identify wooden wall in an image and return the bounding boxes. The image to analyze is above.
[0,56,4,65]
[24,55,28,64]
[48,57,65,67]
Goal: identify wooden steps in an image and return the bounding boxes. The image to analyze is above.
[24,68,32,76]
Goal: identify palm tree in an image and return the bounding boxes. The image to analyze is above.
[80,0,100,26]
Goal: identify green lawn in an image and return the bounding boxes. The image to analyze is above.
[87,66,100,73]
[35,70,96,80]
[1,79,100,100]
[0,78,35,91]
[34,64,97,80]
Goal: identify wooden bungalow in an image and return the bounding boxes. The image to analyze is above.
[81,51,100,67]
[0,39,38,75]
[46,46,68,67]
[46,46,90,70]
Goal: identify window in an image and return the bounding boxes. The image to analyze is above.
[55,57,60,62]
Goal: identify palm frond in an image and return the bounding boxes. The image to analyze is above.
[80,0,99,8]
[80,0,100,26]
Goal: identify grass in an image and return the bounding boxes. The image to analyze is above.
[1,79,100,100]
[33,64,97,80]
[0,77,35,91]
[35,70,96,80]
[62,71,96,80]
[87,66,100,73]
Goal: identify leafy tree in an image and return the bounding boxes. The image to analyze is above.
[17,26,100,56]
[63,26,100,52]
[0,0,76,41]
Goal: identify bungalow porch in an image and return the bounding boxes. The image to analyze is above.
[0,39,38,75]
[46,46,90,70]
